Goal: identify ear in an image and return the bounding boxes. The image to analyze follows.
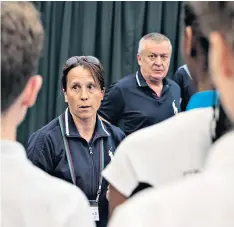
[184,26,193,57]
[63,89,68,103]
[22,75,42,108]
[209,32,234,80]
[137,53,142,66]
[101,88,105,101]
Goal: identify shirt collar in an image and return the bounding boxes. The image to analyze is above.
[136,70,170,88]
[186,90,218,111]
[136,70,148,87]
[64,108,110,138]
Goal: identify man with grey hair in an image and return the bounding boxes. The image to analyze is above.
[99,32,181,135]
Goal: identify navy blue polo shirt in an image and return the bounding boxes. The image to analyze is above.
[27,109,125,227]
[173,65,196,111]
[98,71,181,135]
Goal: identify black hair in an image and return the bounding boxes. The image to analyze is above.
[185,2,232,142]
[61,57,105,92]
[183,2,209,70]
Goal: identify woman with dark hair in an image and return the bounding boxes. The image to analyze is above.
[27,56,125,227]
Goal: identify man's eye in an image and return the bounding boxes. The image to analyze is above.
[161,55,168,59]
[149,55,156,60]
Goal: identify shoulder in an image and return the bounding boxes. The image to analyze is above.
[112,74,136,89]
[29,117,61,142]
[108,173,206,227]
[113,107,213,171]
[27,163,94,226]
[137,107,212,143]
[167,78,180,90]
[102,119,125,139]
[27,116,62,153]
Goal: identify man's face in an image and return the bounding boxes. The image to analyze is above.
[137,40,171,84]
[64,66,104,120]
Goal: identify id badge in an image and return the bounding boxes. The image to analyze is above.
[89,200,99,221]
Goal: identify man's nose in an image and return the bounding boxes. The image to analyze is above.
[154,56,162,66]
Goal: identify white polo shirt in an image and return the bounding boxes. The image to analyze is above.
[108,130,234,227]
[1,140,95,227]
[102,107,213,197]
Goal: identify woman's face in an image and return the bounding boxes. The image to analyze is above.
[209,32,234,123]
[64,66,104,121]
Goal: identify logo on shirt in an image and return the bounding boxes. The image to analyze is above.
[172,100,178,115]
[108,148,114,160]
[182,169,200,177]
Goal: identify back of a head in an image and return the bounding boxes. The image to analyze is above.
[182,2,210,89]
[190,2,234,139]
[1,2,44,114]
[191,2,234,52]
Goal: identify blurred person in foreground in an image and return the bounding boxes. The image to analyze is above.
[27,55,125,227]
[1,2,94,227]
[108,2,234,226]
[103,1,231,217]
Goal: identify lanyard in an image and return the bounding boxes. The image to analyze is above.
[58,115,104,202]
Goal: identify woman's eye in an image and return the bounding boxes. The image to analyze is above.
[88,84,95,90]
[72,85,79,90]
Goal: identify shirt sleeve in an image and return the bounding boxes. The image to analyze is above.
[102,147,138,197]
[98,83,125,126]
[27,131,55,173]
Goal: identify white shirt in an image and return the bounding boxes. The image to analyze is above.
[108,130,234,227]
[102,107,213,196]
[1,140,95,227]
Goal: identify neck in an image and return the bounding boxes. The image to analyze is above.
[1,116,17,141]
[71,113,96,142]
[197,76,213,92]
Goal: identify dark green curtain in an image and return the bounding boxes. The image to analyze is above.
[17,1,184,146]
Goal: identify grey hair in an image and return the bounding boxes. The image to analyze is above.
[138,33,172,53]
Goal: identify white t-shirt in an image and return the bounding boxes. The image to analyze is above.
[108,130,234,227]
[1,140,95,227]
[102,107,213,196]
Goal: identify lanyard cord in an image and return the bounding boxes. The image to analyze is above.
[58,115,104,202]
[96,139,104,202]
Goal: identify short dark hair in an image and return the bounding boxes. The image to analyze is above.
[183,2,209,71]
[1,2,44,113]
[62,56,105,91]
[190,1,234,142]
[191,1,234,52]
[183,2,196,27]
